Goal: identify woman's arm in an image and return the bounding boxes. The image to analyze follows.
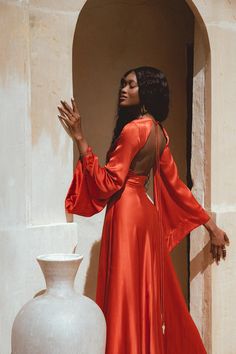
[74,121,141,199]
[155,142,230,262]
[74,136,89,158]
[203,217,217,233]
[57,98,142,214]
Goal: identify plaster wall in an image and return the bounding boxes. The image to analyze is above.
[0,2,80,353]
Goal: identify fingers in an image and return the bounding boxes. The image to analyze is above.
[57,105,72,122]
[57,99,81,122]
[58,116,73,138]
[224,233,230,245]
[71,98,79,114]
[57,112,70,124]
[61,100,74,115]
[210,243,227,265]
[58,114,69,124]
[216,246,222,265]
[58,116,68,130]
[210,243,217,260]
[222,247,227,260]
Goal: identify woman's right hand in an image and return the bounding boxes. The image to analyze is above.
[57,98,83,140]
[57,98,89,157]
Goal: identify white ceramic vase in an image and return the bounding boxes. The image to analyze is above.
[11,253,106,354]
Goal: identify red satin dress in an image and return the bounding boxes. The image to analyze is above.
[65,116,210,354]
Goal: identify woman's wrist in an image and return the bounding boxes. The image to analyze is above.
[74,135,89,157]
[203,217,218,234]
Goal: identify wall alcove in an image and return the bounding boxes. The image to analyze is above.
[72,0,201,307]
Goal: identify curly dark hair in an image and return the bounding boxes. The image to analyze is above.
[106,66,169,163]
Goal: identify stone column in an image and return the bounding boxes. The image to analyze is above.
[186,1,236,353]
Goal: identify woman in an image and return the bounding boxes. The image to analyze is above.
[57,66,230,354]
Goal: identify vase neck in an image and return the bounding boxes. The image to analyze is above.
[46,277,75,297]
[37,255,83,297]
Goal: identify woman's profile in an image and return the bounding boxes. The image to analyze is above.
[57,66,230,353]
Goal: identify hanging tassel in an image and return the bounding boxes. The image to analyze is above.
[162,323,166,335]
[161,314,166,335]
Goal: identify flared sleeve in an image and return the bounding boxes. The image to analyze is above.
[65,121,141,217]
[153,130,210,253]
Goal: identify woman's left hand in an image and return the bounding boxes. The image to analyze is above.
[208,225,230,265]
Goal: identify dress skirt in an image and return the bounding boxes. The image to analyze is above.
[95,171,207,354]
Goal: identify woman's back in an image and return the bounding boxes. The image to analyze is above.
[129,117,167,176]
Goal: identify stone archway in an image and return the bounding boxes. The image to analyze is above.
[71,0,197,307]
[185,0,212,351]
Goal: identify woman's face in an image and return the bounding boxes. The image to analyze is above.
[119,71,140,107]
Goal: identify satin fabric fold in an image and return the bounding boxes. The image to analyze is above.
[65,120,142,216]
[65,117,209,353]
[152,125,210,253]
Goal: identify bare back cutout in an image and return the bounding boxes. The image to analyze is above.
[129,119,167,176]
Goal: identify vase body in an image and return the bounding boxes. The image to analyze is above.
[11,253,106,354]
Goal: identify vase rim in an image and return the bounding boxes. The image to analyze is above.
[36,253,84,262]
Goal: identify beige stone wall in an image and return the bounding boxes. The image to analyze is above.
[1,0,236,353]
[0,2,79,353]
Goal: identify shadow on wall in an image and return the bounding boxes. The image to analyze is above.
[83,240,101,299]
